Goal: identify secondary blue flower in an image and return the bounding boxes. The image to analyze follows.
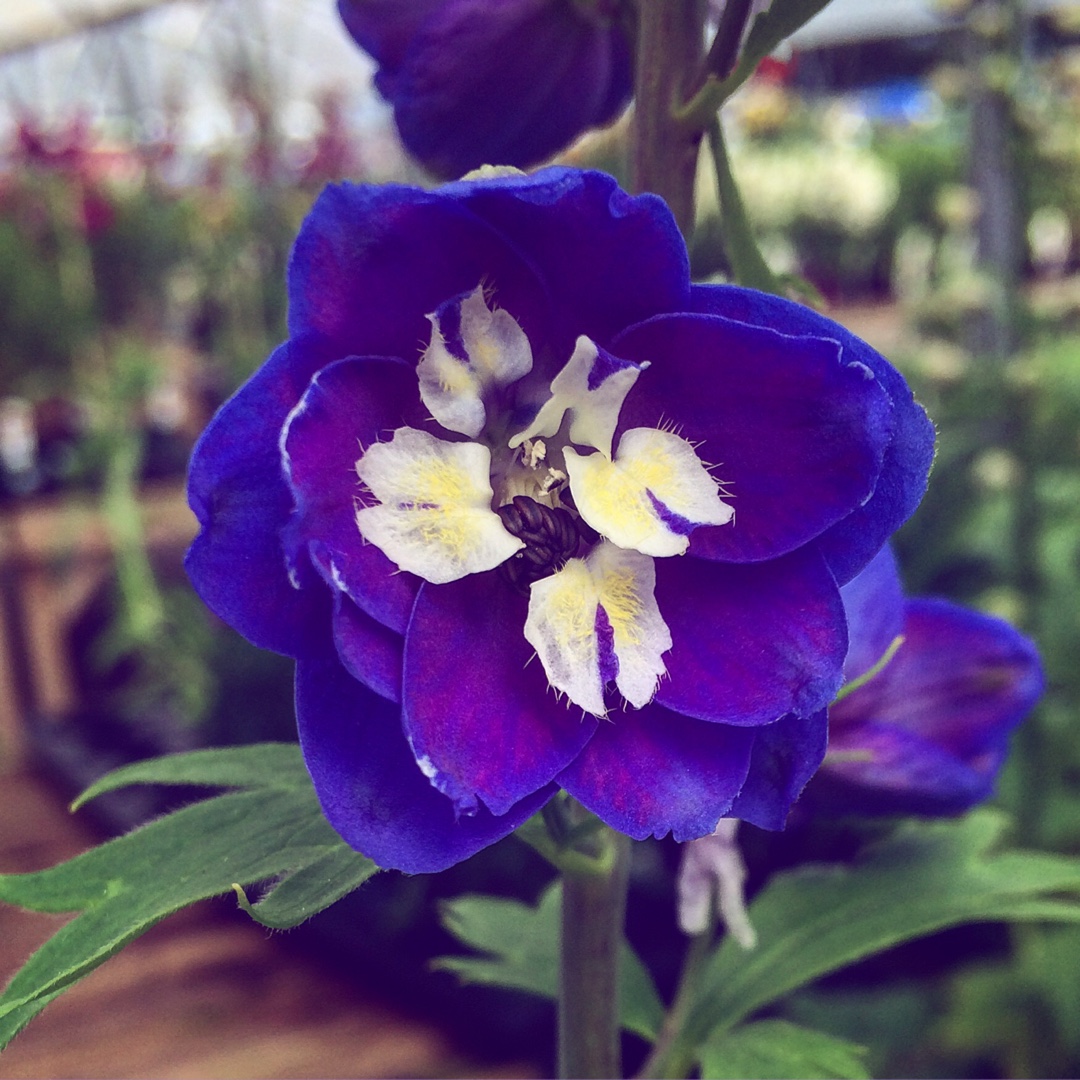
[186,167,934,873]
[819,547,1044,815]
[338,0,634,177]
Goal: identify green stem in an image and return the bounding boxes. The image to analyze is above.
[703,0,753,81]
[630,0,708,233]
[558,805,632,1079]
[707,116,779,293]
[637,921,716,1079]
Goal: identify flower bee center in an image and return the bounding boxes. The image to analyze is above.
[496,495,595,592]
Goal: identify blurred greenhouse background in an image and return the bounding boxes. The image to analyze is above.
[2,0,1080,1076]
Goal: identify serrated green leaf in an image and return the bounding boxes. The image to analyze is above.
[435,882,664,1041]
[716,0,834,101]
[698,1020,870,1079]
[683,811,1080,1050]
[0,782,368,1049]
[71,742,309,810]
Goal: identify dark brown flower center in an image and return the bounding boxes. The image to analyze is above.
[497,495,593,592]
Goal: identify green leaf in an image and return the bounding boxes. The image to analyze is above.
[71,742,310,809]
[0,779,375,1049]
[716,0,834,102]
[708,118,779,294]
[698,1020,870,1079]
[234,845,377,930]
[683,811,1080,1050]
[435,882,665,1041]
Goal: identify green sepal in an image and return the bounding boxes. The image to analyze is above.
[435,881,665,1042]
[697,1019,870,1080]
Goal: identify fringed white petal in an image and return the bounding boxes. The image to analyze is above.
[509,336,646,459]
[565,428,734,558]
[524,558,606,716]
[524,542,670,718]
[355,426,523,584]
[417,286,533,438]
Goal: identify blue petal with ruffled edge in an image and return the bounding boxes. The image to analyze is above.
[688,284,935,585]
[186,334,336,659]
[297,653,552,874]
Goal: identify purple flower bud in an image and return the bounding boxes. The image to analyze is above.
[818,547,1044,816]
[338,0,634,177]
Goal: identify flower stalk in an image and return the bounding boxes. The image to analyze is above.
[637,922,715,1079]
[558,802,632,1079]
[630,0,708,235]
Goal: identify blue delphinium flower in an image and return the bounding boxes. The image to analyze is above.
[337,0,634,177]
[186,167,934,872]
[818,546,1044,815]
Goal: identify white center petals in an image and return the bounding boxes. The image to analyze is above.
[524,541,672,718]
[417,286,533,438]
[509,336,647,460]
[564,427,734,558]
[355,426,524,584]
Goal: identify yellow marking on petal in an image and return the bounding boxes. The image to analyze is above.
[524,542,671,717]
[598,566,644,648]
[355,427,523,584]
[418,286,532,438]
[524,558,605,717]
[436,359,475,395]
[566,428,733,558]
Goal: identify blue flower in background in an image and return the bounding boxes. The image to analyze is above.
[819,547,1044,815]
[337,0,634,177]
[186,167,934,872]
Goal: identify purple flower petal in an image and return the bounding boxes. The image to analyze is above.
[727,710,829,830]
[384,0,632,178]
[688,284,935,583]
[557,703,756,841]
[333,592,403,704]
[402,570,597,816]
[613,312,893,564]
[833,598,1044,760]
[653,548,848,725]
[821,587,1044,816]
[288,180,550,362]
[453,169,690,353]
[337,0,445,77]
[297,652,552,874]
[820,721,1005,816]
[291,171,691,385]
[839,545,906,681]
[186,335,336,658]
[282,355,424,633]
